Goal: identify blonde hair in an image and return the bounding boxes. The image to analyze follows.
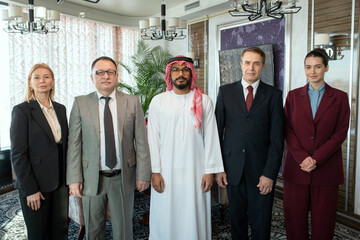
[25,63,55,102]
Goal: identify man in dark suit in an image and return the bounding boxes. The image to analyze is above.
[215,47,284,240]
[67,56,151,240]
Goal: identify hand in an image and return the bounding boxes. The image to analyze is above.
[136,180,150,192]
[300,156,317,172]
[69,182,83,198]
[152,173,165,193]
[215,172,228,188]
[27,191,45,211]
[257,175,274,195]
[201,174,214,192]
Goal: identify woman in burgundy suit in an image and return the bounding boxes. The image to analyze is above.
[282,48,350,240]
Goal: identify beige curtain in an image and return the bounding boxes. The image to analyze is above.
[7,15,140,223]
[8,15,139,113]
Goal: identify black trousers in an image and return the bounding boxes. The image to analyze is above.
[227,174,274,240]
[19,144,68,240]
[19,183,69,240]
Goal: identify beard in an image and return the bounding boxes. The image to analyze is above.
[172,77,191,90]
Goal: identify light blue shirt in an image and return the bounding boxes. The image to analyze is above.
[308,83,325,119]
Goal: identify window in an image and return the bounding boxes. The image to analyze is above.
[0,27,10,149]
[1,14,139,149]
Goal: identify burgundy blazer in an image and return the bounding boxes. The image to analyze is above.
[282,83,350,186]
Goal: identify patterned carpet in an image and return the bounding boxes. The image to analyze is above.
[1,190,360,239]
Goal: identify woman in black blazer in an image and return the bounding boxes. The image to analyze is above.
[10,63,68,240]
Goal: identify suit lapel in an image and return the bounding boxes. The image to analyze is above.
[314,84,334,124]
[116,91,127,141]
[298,84,314,123]
[29,100,55,143]
[53,102,66,139]
[248,81,265,115]
[234,81,247,114]
[87,92,100,141]
[52,101,67,160]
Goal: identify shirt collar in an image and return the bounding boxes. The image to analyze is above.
[308,83,325,92]
[241,78,260,90]
[96,89,117,100]
[37,99,53,110]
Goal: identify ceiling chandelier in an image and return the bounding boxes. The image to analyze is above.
[229,0,301,21]
[0,0,60,34]
[139,0,187,41]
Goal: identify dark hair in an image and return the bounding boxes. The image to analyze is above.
[91,56,117,71]
[304,48,329,67]
[241,47,266,65]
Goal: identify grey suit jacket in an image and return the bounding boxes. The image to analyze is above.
[66,90,151,196]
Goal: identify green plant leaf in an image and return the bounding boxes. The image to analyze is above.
[117,40,172,117]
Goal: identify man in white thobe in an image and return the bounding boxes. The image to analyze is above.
[147,55,227,240]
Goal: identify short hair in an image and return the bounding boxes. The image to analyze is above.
[241,47,266,65]
[304,48,329,67]
[91,56,117,71]
[25,63,55,102]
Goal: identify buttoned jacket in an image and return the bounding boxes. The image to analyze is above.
[215,80,284,185]
[66,90,151,196]
[283,83,350,185]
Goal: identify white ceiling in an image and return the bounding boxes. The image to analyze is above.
[2,0,230,27]
[65,0,189,17]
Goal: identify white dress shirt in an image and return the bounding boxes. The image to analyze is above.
[37,100,62,143]
[97,90,122,170]
[241,79,260,101]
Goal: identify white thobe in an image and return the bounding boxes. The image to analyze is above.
[148,90,224,240]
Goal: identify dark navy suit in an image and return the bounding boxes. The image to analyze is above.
[215,80,284,240]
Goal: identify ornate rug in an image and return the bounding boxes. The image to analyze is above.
[1,190,359,239]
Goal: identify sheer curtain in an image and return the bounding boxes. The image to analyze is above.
[3,14,139,148]
[0,27,10,149]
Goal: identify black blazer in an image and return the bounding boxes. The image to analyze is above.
[10,100,68,196]
[215,80,284,185]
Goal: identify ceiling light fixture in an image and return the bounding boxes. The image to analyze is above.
[228,0,301,21]
[139,0,187,41]
[315,33,349,60]
[0,0,60,34]
[82,0,100,3]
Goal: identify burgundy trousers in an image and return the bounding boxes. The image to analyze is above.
[283,180,338,240]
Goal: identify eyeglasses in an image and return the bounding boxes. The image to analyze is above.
[94,70,117,76]
[171,67,191,74]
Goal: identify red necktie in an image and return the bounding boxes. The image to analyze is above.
[246,85,253,112]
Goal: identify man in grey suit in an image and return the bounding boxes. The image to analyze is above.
[67,56,151,240]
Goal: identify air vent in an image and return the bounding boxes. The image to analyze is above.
[185,1,200,11]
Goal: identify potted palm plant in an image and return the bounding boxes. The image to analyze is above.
[118,40,172,117]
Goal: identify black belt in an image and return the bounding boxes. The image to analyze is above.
[99,169,121,177]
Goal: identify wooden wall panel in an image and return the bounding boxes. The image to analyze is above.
[309,0,360,230]
[189,21,208,92]
[311,0,358,34]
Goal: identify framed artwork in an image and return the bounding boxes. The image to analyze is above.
[219,18,285,90]
[218,44,274,86]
